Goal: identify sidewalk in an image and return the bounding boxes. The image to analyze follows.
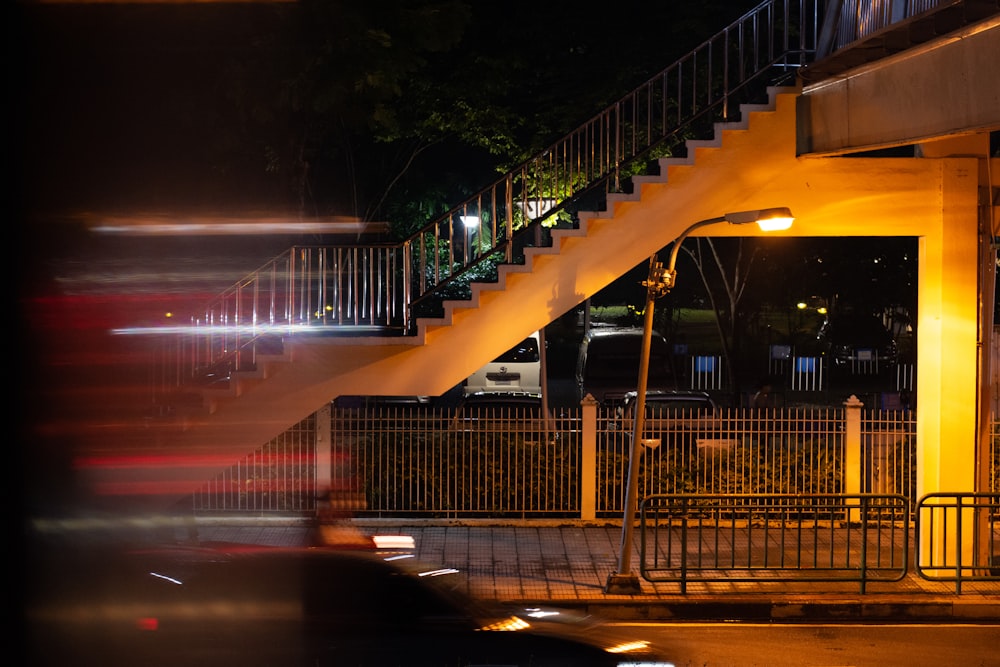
[192,518,1000,623]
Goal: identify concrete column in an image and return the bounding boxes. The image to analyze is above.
[915,157,981,572]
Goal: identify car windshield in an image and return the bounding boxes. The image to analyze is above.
[492,338,540,363]
[822,315,892,343]
[586,351,671,380]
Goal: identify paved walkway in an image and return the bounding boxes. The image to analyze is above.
[193,518,1000,622]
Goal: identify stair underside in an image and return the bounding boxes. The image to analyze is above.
[76,85,953,511]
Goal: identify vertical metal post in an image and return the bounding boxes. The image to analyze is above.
[605,255,658,594]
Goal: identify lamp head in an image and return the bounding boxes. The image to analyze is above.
[754,207,794,231]
[723,207,794,231]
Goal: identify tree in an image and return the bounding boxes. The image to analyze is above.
[681,237,766,399]
[216,0,487,223]
[217,0,764,230]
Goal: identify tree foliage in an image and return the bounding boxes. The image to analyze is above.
[217,0,763,230]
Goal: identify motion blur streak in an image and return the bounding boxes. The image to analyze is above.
[93,220,375,236]
[74,452,316,496]
[76,452,316,469]
[110,323,350,335]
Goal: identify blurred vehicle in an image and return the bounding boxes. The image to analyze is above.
[464,330,543,396]
[816,312,898,369]
[27,545,674,667]
[575,326,675,406]
[614,389,733,452]
[450,391,551,434]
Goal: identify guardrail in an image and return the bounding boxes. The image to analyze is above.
[915,492,1000,593]
[637,493,910,593]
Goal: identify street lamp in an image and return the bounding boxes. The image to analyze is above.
[460,215,480,264]
[604,207,794,594]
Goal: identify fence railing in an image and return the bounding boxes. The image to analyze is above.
[330,404,913,518]
[915,492,1000,593]
[193,405,1000,520]
[637,493,910,593]
[816,0,959,57]
[162,245,407,390]
[190,413,319,515]
[401,0,818,317]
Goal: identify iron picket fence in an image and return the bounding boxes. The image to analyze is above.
[915,492,1000,593]
[191,406,998,522]
[637,492,910,593]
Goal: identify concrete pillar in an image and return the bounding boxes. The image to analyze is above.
[915,157,981,572]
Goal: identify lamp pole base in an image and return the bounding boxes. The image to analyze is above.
[604,572,642,595]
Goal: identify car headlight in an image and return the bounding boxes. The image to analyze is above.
[479,615,530,631]
[604,640,675,666]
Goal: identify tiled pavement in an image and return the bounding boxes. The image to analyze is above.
[192,518,1000,622]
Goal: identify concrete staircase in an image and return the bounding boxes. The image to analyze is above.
[79,86,811,511]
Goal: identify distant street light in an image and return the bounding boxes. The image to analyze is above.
[605,207,794,594]
[460,215,480,264]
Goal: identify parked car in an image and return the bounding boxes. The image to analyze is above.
[614,389,733,452]
[27,545,674,667]
[816,312,899,369]
[575,326,675,406]
[450,391,551,433]
[464,330,543,396]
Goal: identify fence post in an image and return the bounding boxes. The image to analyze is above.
[844,395,863,521]
[581,394,598,520]
[315,403,332,500]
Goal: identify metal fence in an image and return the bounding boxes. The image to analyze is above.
[192,405,1000,520]
[335,406,582,518]
[595,405,853,516]
[328,405,913,518]
[637,493,910,593]
[190,414,318,515]
[915,492,1000,593]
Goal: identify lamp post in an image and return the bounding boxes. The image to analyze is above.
[605,207,794,594]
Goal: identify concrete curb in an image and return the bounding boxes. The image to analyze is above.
[505,599,1000,623]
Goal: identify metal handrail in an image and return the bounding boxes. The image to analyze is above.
[401,0,821,324]
[174,0,823,387]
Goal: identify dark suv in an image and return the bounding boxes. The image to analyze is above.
[816,313,898,370]
[575,327,675,406]
[614,389,731,451]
